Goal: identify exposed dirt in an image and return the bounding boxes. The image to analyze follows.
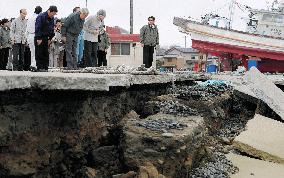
[0,81,268,178]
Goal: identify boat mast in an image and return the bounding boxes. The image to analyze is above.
[228,0,236,29]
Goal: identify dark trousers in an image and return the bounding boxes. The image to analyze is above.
[97,50,107,66]
[12,43,25,71]
[143,45,154,68]
[66,33,78,70]
[0,48,10,70]
[24,46,31,71]
[35,38,49,70]
[84,41,98,67]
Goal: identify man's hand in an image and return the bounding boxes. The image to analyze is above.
[48,40,51,46]
[155,45,160,50]
[37,40,42,45]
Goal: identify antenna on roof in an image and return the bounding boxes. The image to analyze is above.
[228,0,236,29]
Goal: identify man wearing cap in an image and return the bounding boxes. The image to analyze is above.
[26,6,42,71]
[83,9,106,67]
[35,6,58,71]
[10,9,27,71]
[62,8,89,70]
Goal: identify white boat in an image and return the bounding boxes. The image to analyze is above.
[173,1,284,72]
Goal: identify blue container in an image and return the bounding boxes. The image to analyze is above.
[207,64,217,73]
[160,67,165,72]
[248,60,258,70]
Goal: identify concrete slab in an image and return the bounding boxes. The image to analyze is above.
[233,114,284,164]
[227,153,284,178]
[0,71,208,91]
[244,68,284,119]
[212,68,284,119]
[212,73,284,86]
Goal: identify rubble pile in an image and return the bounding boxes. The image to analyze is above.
[169,83,233,101]
[216,99,256,139]
[156,100,198,117]
[123,112,206,178]
[56,65,160,75]
[190,152,238,178]
[137,117,188,132]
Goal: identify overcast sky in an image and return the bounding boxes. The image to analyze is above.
[0,0,275,47]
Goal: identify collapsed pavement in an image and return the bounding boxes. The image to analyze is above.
[0,69,283,178]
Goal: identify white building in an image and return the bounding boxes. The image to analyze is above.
[106,27,143,67]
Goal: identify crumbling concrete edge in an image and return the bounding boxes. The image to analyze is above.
[0,75,31,91]
[233,141,284,165]
[0,73,210,91]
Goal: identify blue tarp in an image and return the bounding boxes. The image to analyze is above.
[201,80,230,86]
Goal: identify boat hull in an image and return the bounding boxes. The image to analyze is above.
[173,17,284,61]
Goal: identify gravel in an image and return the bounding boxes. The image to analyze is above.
[189,152,238,178]
[168,83,233,101]
[156,100,198,117]
[54,65,159,75]
[137,118,188,132]
[216,116,248,139]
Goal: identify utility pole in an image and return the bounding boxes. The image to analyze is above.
[228,0,236,29]
[130,0,134,34]
[86,0,88,8]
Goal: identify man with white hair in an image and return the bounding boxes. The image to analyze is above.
[62,8,89,70]
[83,9,106,67]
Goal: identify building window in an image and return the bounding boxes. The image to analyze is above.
[262,14,284,23]
[111,43,130,55]
[111,43,120,55]
[191,56,196,59]
[199,55,203,60]
[262,14,273,22]
[167,58,172,62]
[121,43,130,55]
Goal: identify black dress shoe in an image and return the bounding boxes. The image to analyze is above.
[30,66,37,72]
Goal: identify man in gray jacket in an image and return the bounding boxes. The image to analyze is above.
[10,9,27,71]
[62,8,89,70]
[140,16,159,68]
[83,9,106,67]
[97,25,110,66]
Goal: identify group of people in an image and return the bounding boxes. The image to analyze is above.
[0,5,160,72]
[0,5,110,71]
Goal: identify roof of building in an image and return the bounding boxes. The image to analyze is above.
[165,47,199,55]
[109,34,140,43]
[178,48,199,53]
[106,26,140,43]
[156,48,167,56]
